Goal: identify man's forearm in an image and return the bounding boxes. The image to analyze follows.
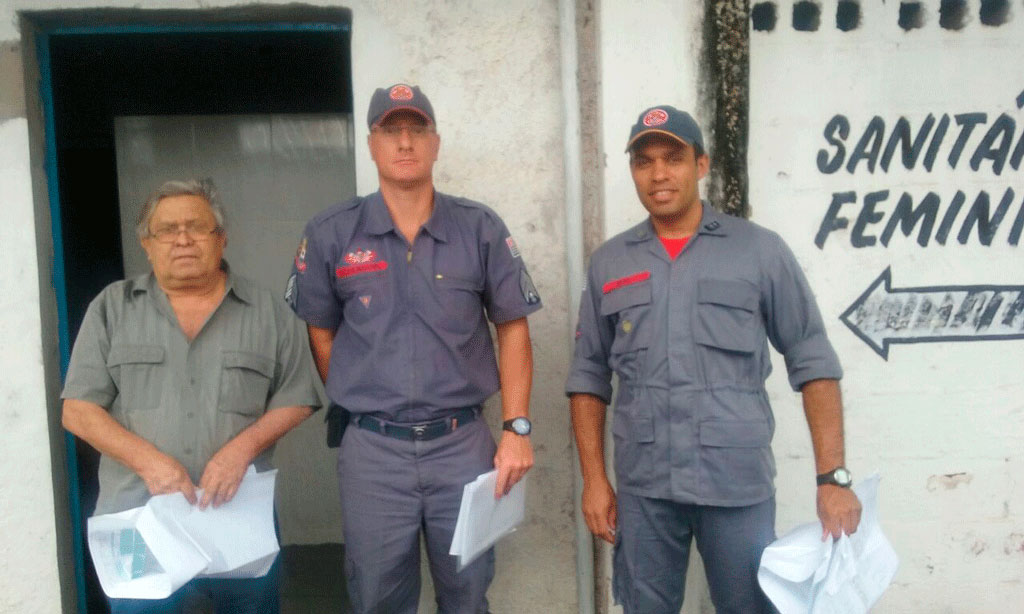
[495,317,533,420]
[570,393,610,484]
[62,398,164,474]
[307,325,336,383]
[801,378,845,473]
[217,405,314,462]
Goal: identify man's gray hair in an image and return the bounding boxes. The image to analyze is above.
[136,178,226,239]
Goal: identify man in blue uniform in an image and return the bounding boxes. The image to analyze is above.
[566,106,862,613]
[286,84,541,614]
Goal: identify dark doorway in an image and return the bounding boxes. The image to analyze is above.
[31,12,352,613]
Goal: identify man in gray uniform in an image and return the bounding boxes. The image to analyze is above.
[286,84,541,614]
[566,106,862,613]
[62,179,320,614]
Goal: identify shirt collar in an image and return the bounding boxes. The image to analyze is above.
[364,190,449,243]
[132,260,252,305]
[625,200,729,243]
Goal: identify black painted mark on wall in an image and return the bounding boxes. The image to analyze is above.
[837,1,861,32]
[752,2,777,32]
[980,0,1010,26]
[840,267,1024,359]
[899,2,925,30]
[793,1,821,32]
[939,0,968,30]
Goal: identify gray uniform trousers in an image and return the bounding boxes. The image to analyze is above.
[615,491,778,614]
[338,416,496,614]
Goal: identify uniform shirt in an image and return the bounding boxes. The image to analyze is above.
[287,191,542,422]
[62,268,321,514]
[566,203,842,506]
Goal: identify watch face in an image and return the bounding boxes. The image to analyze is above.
[511,417,531,435]
[834,468,852,485]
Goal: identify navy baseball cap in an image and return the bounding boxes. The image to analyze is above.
[367,83,436,127]
[625,105,704,153]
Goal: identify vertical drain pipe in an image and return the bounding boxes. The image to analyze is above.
[558,0,594,613]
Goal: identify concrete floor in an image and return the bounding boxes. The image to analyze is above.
[279,544,349,613]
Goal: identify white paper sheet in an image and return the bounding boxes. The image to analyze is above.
[87,466,279,599]
[758,474,899,614]
[449,470,526,571]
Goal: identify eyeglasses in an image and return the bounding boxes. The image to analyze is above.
[372,124,435,138]
[148,222,221,244]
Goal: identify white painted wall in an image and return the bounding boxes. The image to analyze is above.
[0,117,63,614]
[751,1,1024,612]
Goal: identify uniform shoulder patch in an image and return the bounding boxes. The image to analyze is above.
[520,269,540,305]
[506,236,521,259]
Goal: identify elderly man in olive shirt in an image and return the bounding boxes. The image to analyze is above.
[61,179,319,614]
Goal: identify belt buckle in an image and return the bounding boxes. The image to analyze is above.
[411,424,428,439]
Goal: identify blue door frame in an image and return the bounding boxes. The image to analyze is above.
[35,19,349,612]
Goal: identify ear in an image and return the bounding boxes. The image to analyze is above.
[696,154,710,180]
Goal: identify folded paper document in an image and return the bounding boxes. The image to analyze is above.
[758,474,899,614]
[449,470,526,571]
[87,466,279,599]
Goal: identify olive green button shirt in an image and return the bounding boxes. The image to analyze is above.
[62,268,320,514]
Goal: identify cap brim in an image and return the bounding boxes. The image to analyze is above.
[625,129,691,153]
[373,106,434,126]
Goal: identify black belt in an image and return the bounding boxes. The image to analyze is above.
[353,407,479,441]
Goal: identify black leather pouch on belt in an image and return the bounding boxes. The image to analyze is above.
[326,403,351,448]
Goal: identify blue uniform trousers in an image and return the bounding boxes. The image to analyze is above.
[614,492,778,614]
[337,415,496,614]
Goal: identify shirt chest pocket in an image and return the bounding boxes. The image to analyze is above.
[434,273,484,333]
[600,281,653,381]
[694,279,761,383]
[107,345,166,412]
[220,351,276,416]
[337,270,390,325]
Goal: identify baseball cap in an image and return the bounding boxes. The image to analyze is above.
[367,83,436,127]
[625,105,704,153]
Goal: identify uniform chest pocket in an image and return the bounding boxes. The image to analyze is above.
[694,279,759,353]
[434,273,485,334]
[600,281,652,382]
[337,270,389,324]
[601,281,653,354]
[107,345,165,412]
[220,351,275,416]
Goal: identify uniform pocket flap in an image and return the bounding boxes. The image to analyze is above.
[699,420,770,448]
[222,351,275,378]
[107,345,165,367]
[435,276,481,293]
[698,279,757,312]
[600,281,652,316]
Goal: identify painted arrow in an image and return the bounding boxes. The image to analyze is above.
[839,267,1024,359]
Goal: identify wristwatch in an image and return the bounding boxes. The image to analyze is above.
[502,417,532,436]
[816,467,853,488]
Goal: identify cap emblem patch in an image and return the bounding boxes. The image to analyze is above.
[643,109,668,127]
[390,85,414,101]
